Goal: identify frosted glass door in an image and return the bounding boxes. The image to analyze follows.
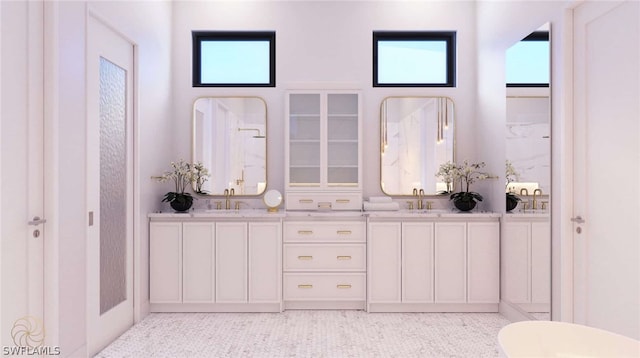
[289,94,321,185]
[327,94,358,186]
[99,57,128,314]
[87,15,134,355]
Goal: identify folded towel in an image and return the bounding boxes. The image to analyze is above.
[368,196,393,203]
[363,201,400,211]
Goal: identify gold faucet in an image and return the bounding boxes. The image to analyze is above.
[224,188,233,210]
[533,188,542,210]
[413,188,424,210]
[519,188,529,197]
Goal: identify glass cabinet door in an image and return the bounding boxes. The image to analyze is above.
[289,94,321,186]
[327,93,359,186]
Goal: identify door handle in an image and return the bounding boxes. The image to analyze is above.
[28,216,47,226]
[570,216,585,224]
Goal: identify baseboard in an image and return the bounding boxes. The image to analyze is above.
[498,300,534,322]
[284,300,366,310]
[150,302,282,313]
[367,303,499,313]
[65,344,87,358]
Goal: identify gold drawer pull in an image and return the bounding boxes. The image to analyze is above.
[337,284,352,289]
[336,199,351,203]
[298,230,313,235]
[298,284,313,289]
[298,199,313,204]
[337,230,352,235]
[298,255,313,260]
[337,255,352,260]
[318,202,332,209]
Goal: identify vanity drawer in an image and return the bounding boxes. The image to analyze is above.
[286,192,362,211]
[284,244,365,271]
[284,273,365,300]
[284,221,365,242]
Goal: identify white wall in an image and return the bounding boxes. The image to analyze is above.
[48,1,173,355]
[171,0,480,209]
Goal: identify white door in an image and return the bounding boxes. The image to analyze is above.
[434,222,466,303]
[367,222,401,303]
[1,0,46,349]
[248,222,282,303]
[86,15,135,355]
[215,222,247,303]
[573,0,640,339]
[402,222,434,303]
[467,222,499,304]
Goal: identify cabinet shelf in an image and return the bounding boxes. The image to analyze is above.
[290,165,321,168]
[327,139,358,143]
[290,139,321,143]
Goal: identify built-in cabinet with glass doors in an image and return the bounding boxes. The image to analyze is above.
[285,91,362,210]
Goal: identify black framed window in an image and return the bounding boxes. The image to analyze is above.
[192,31,275,87]
[506,31,549,87]
[373,31,456,87]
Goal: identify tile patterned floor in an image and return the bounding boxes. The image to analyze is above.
[97,311,511,358]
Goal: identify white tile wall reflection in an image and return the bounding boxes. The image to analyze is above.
[506,97,550,193]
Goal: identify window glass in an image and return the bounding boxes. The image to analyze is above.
[506,32,549,86]
[193,31,275,87]
[374,32,456,87]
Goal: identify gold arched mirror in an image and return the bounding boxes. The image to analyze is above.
[380,96,455,196]
[192,97,267,196]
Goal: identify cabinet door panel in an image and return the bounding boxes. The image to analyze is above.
[150,222,182,303]
[288,93,321,186]
[216,222,248,303]
[531,221,551,304]
[248,222,281,303]
[502,222,531,304]
[182,223,215,303]
[402,222,434,303]
[434,222,467,303]
[467,222,500,303]
[368,222,401,302]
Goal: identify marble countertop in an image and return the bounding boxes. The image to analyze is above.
[502,211,550,219]
[149,209,501,219]
[148,209,286,219]
[365,210,501,219]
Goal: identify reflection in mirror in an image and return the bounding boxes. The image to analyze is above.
[380,97,455,195]
[503,24,551,321]
[193,97,267,196]
[506,95,550,195]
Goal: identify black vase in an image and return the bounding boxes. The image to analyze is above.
[453,199,476,212]
[170,195,193,212]
[506,195,519,212]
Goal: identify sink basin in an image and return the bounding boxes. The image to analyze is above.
[191,209,281,218]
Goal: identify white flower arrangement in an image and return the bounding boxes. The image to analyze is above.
[436,160,496,206]
[153,160,211,206]
[435,161,458,193]
[505,159,520,191]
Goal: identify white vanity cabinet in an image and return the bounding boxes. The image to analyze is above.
[501,215,550,312]
[149,215,282,312]
[283,217,366,309]
[367,215,499,312]
[285,91,362,210]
